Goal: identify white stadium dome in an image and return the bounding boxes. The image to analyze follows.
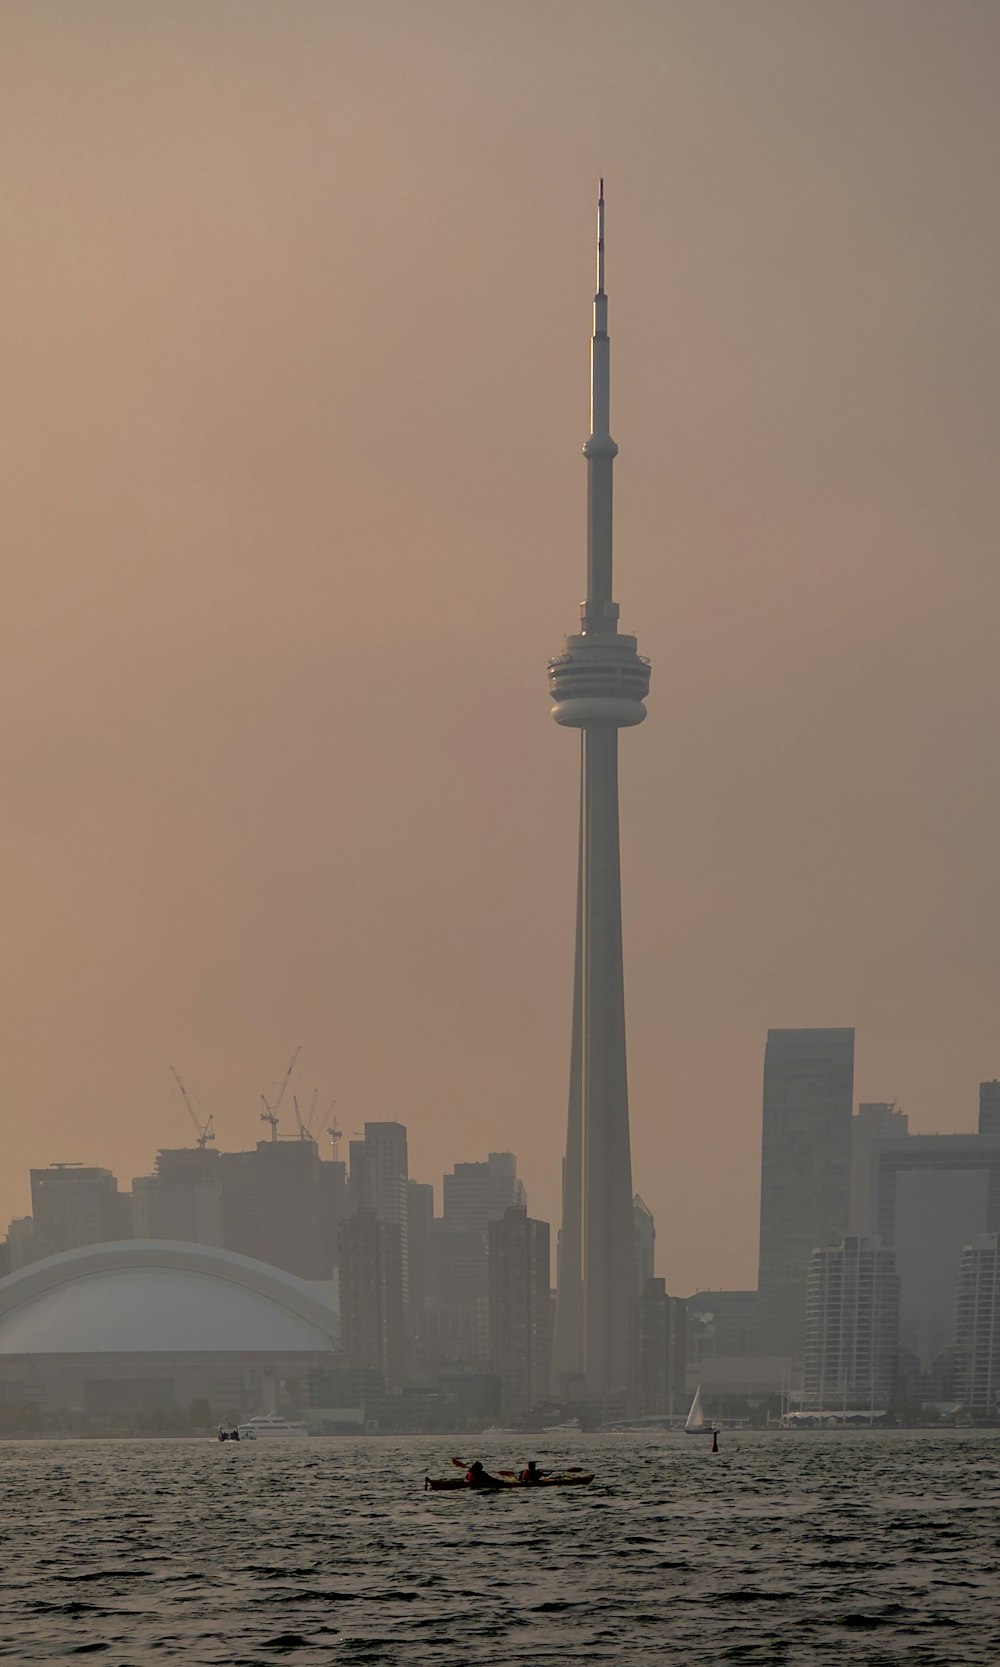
[0,1241,338,1356]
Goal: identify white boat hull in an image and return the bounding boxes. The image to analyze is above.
[237,1416,307,1439]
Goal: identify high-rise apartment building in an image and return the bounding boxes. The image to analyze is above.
[337,1208,404,1392]
[487,1206,552,1418]
[132,1148,223,1246]
[954,1233,1000,1415]
[804,1235,899,1413]
[757,1028,854,1359]
[30,1165,132,1261]
[349,1123,409,1299]
[550,186,651,1401]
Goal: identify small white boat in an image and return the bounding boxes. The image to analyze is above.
[543,1417,582,1434]
[237,1413,307,1439]
[683,1386,718,1436]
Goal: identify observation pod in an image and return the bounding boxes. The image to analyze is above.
[548,629,650,728]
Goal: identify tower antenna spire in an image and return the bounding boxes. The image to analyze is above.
[597,178,605,295]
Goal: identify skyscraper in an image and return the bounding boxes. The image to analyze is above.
[629,1278,687,1421]
[442,1153,525,1232]
[337,1208,404,1393]
[488,1206,552,1418]
[757,1028,854,1359]
[550,185,651,1400]
[349,1122,409,1297]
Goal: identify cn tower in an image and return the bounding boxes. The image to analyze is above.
[549,183,650,1401]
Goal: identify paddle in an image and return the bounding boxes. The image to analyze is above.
[451,1456,588,1479]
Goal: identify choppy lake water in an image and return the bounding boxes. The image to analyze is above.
[2,1430,999,1664]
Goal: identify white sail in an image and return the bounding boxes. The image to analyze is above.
[685,1387,706,1432]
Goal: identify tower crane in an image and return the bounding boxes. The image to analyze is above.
[292,1087,321,1142]
[259,1045,302,1143]
[327,1102,341,1161]
[169,1066,215,1149]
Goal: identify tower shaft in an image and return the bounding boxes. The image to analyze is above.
[549,185,650,1401]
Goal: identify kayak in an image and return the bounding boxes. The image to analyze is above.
[425,1472,594,1491]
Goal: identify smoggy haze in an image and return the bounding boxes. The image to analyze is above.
[2,0,1000,1293]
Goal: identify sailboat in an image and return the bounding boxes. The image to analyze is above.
[684,1385,718,1436]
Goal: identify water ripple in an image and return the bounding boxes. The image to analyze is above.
[2,1430,999,1663]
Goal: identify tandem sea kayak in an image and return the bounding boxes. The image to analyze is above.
[425,1472,594,1491]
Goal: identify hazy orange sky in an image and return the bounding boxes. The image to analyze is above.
[3,1,1000,1294]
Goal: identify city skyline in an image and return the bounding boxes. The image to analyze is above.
[4,3,1000,1295]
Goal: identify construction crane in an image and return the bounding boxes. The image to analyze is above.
[292,1095,314,1142]
[327,1102,341,1161]
[292,1087,322,1143]
[169,1066,215,1149]
[259,1045,302,1143]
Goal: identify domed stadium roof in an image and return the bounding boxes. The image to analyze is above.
[0,1242,338,1355]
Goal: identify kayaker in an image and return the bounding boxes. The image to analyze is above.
[520,1460,543,1484]
[465,1460,501,1488]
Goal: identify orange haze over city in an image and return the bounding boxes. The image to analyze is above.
[3,1,1000,1294]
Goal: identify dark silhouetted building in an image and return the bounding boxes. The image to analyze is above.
[487,1206,552,1417]
[337,1209,404,1392]
[348,1123,409,1298]
[979,1082,1000,1138]
[629,1279,687,1419]
[757,1028,854,1359]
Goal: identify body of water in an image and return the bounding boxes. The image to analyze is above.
[2,1429,999,1664]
